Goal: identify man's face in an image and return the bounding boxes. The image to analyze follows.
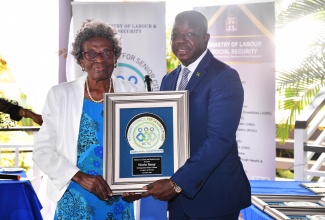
[171,20,210,67]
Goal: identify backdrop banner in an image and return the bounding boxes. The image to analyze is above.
[195,2,276,180]
[69,2,166,91]
[70,2,167,220]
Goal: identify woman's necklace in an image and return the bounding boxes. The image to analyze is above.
[86,77,112,103]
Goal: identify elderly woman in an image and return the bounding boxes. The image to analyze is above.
[33,20,140,219]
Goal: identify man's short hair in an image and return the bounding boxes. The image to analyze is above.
[175,10,208,34]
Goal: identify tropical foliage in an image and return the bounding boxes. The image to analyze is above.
[166,26,180,73]
[275,0,325,142]
[0,56,34,171]
[0,56,37,128]
[0,57,7,72]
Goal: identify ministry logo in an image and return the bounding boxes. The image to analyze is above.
[225,16,238,32]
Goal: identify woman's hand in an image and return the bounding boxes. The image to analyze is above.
[72,171,113,201]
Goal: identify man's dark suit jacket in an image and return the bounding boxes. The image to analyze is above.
[160,50,251,218]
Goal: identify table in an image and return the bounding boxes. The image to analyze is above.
[0,170,43,220]
[140,180,318,220]
[240,180,317,220]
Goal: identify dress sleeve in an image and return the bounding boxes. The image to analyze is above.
[0,98,22,121]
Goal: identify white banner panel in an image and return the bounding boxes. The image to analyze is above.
[70,2,166,91]
[196,2,276,180]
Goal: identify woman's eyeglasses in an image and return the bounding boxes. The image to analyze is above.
[82,50,115,61]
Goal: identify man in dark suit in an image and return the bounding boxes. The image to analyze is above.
[141,10,251,219]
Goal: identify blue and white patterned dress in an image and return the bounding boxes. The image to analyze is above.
[54,99,134,220]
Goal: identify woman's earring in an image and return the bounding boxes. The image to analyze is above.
[114,64,117,68]
[82,67,85,71]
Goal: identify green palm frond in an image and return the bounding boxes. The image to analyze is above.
[276,82,324,142]
[277,49,325,89]
[277,0,325,26]
[276,0,325,142]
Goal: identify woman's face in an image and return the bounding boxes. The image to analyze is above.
[81,36,116,80]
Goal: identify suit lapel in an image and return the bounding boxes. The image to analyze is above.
[186,51,213,94]
[171,66,182,90]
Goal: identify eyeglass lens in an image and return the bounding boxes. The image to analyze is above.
[83,50,114,60]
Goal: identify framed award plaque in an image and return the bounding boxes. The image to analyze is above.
[103,91,189,194]
[252,194,325,219]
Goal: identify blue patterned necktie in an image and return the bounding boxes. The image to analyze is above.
[178,68,190,90]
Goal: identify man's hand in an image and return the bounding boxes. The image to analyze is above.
[122,192,142,202]
[142,179,179,201]
[72,171,112,201]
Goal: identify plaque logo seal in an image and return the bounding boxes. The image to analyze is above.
[126,113,166,154]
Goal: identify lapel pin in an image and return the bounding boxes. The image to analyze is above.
[196,72,201,77]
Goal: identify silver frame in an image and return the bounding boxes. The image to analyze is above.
[252,194,325,219]
[103,91,189,194]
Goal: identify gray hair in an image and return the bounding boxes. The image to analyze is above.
[71,20,122,66]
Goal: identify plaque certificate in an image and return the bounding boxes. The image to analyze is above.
[103,91,189,194]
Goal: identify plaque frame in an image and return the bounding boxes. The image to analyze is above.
[103,91,189,194]
[252,194,325,219]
